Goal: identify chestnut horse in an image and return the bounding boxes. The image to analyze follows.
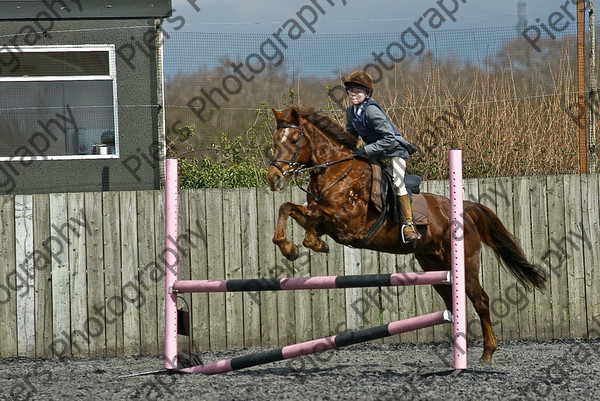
[267,105,546,363]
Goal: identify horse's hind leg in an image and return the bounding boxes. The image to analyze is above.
[465,267,497,363]
[416,252,498,364]
[463,247,497,363]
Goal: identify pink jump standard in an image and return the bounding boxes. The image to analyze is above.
[449,149,467,372]
[163,150,467,374]
[164,158,179,370]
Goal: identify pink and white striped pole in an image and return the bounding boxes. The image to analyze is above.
[449,149,467,372]
[164,158,179,370]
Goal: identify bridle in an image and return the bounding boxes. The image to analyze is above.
[270,123,356,202]
[269,124,310,176]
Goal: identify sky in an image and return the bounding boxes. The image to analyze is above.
[162,0,586,78]
[170,0,585,33]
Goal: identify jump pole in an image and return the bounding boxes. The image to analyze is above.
[181,311,451,375]
[164,150,467,373]
[171,271,451,293]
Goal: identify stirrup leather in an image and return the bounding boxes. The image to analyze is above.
[401,222,421,244]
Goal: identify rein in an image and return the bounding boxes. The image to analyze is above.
[296,157,356,203]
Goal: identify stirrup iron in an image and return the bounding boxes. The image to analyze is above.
[401,222,421,244]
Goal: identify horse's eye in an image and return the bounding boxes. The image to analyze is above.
[290,139,299,145]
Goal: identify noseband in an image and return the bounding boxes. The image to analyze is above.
[270,124,310,175]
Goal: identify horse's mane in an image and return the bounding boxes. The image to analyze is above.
[293,106,358,150]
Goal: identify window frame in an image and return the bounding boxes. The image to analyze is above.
[0,44,120,161]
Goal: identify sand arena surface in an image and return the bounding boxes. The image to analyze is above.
[1,339,599,400]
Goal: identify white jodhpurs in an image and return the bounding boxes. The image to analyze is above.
[391,157,408,196]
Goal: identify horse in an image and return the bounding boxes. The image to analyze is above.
[267,105,547,364]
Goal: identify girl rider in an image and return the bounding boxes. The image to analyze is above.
[344,70,420,243]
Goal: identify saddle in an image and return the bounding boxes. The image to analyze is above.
[369,161,429,225]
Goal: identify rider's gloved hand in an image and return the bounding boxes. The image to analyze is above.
[354,148,367,157]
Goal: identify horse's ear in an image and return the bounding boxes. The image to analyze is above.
[271,108,283,121]
[289,106,301,124]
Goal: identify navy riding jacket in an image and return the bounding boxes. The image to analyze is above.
[346,99,418,159]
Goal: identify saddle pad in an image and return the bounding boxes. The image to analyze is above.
[410,193,430,225]
[370,163,384,214]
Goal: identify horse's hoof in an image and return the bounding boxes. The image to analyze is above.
[303,239,330,254]
[480,355,493,364]
[285,244,300,261]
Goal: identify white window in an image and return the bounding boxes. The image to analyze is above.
[0,45,119,160]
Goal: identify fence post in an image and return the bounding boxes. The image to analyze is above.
[589,2,597,173]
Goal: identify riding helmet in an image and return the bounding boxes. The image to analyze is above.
[343,70,374,94]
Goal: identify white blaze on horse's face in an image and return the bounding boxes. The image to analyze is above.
[277,128,302,161]
[268,126,301,192]
[280,128,292,143]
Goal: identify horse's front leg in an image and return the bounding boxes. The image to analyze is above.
[273,202,328,261]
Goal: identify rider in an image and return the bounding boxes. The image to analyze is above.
[343,70,421,243]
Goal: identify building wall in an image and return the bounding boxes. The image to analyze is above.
[0,18,163,194]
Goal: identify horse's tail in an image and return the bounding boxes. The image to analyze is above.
[464,202,547,290]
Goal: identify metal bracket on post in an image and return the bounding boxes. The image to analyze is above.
[443,271,452,285]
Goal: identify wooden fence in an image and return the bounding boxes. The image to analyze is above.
[0,174,599,358]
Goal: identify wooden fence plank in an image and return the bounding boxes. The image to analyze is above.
[381,251,400,344]
[291,188,311,343]
[434,177,452,342]
[67,193,88,356]
[33,193,52,357]
[120,191,140,355]
[414,179,442,342]
[344,247,362,331]
[187,189,210,352]
[396,252,417,343]
[327,242,346,336]
[50,193,70,357]
[256,187,278,348]
[84,192,106,356]
[546,175,569,338]
[15,194,35,357]
[563,175,587,338]
[176,189,192,356]
[223,189,244,349]
[310,244,329,340]
[205,188,226,350]
[494,177,518,340]
[475,177,504,346]
[136,191,158,355]
[273,188,295,346]
[102,191,123,356]
[459,178,481,342]
[582,175,600,336]
[0,195,17,357]
[361,249,381,343]
[513,178,536,340]
[240,188,261,347]
[529,177,553,340]
[395,180,418,343]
